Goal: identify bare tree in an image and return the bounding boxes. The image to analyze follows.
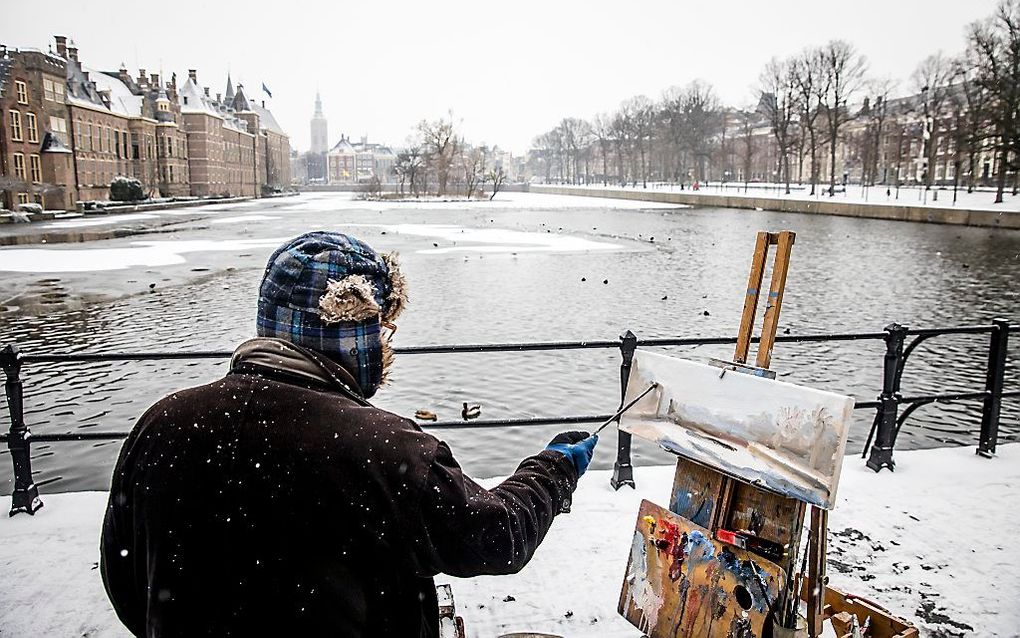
[610,108,631,185]
[758,57,799,193]
[791,48,828,194]
[951,53,990,192]
[819,40,868,196]
[967,0,1020,203]
[861,78,898,186]
[486,166,507,200]
[418,114,458,196]
[395,145,425,197]
[462,145,486,198]
[912,52,955,189]
[676,81,721,183]
[621,96,654,187]
[739,109,757,192]
[591,113,614,185]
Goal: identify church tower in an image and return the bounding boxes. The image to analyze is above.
[310,92,328,154]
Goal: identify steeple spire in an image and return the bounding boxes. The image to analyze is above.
[314,91,323,117]
[224,73,235,103]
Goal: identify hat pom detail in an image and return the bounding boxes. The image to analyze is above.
[319,275,381,323]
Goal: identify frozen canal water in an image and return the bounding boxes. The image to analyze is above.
[0,191,1018,493]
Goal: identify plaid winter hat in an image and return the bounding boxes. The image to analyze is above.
[256,232,407,397]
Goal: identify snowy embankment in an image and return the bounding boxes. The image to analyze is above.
[565,181,1020,213]
[1,444,1017,637]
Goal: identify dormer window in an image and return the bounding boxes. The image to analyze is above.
[183,97,188,105]
[158,102,169,112]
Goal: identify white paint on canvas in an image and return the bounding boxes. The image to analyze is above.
[619,350,854,509]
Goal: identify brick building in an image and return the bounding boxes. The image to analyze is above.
[1,35,291,210]
[0,45,75,211]
[59,37,191,201]
[232,85,291,192]
[178,70,258,197]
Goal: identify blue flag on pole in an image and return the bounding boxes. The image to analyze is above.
[262,82,272,98]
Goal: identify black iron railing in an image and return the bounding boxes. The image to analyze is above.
[3,320,1016,516]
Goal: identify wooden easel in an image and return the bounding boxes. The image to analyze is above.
[622,230,917,638]
[668,230,826,634]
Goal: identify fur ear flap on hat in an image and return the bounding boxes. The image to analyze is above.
[382,252,408,323]
[318,275,381,323]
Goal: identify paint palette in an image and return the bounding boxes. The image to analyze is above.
[619,500,786,638]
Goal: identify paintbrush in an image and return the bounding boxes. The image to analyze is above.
[593,382,659,436]
[559,383,658,515]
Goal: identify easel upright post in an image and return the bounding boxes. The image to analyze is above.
[611,330,638,490]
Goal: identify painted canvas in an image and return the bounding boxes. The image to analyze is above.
[619,350,855,509]
[619,499,786,638]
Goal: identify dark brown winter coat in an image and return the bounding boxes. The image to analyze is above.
[101,339,577,637]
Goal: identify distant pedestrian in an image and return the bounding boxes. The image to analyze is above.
[101,232,598,637]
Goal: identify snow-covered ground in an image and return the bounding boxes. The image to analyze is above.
[560,181,1020,213]
[1,445,1016,637]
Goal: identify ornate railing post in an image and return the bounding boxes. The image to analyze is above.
[867,323,908,472]
[611,330,638,490]
[3,344,42,516]
[978,318,1010,458]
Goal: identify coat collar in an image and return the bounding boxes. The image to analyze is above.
[230,337,369,405]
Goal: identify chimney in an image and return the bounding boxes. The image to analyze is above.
[188,69,197,82]
[118,65,131,85]
[67,45,78,62]
[54,36,67,58]
[137,68,147,86]
[203,87,210,97]
[216,93,221,103]
[150,72,159,86]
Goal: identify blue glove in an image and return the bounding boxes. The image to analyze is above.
[545,431,599,478]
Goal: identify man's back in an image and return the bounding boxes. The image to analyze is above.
[102,367,443,637]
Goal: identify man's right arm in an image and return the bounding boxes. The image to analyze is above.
[411,440,578,578]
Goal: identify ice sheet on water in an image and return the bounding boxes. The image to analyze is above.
[0,237,291,273]
[210,215,282,225]
[365,223,625,254]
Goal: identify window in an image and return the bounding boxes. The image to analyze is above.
[17,193,30,205]
[131,133,139,160]
[85,123,93,151]
[50,116,67,141]
[30,154,42,183]
[54,82,64,100]
[75,120,83,148]
[10,111,22,141]
[12,153,26,179]
[44,79,54,101]
[26,113,38,143]
[15,81,28,105]
[115,130,121,158]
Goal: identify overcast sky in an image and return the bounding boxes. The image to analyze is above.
[2,0,999,154]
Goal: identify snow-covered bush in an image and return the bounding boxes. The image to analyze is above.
[17,202,42,214]
[109,176,144,202]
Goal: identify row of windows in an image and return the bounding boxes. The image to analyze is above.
[8,110,40,143]
[11,152,43,183]
[42,79,65,102]
[11,77,65,106]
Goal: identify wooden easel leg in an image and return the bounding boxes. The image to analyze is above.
[807,506,828,638]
